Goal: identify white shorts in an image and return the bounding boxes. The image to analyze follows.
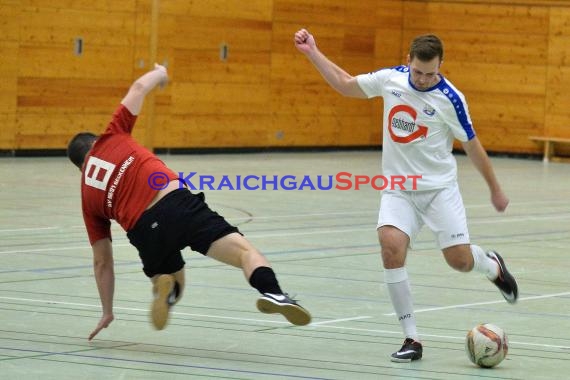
[377,182,470,249]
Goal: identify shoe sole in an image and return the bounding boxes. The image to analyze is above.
[256,298,311,326]
[390,350,422,362]
[390,356,418,363]
[488,251,518,303]
[151,275,175,330]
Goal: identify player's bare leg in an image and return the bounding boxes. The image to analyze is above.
[379,226,423,362]
[443,244,518,303]
[207,233,311,326]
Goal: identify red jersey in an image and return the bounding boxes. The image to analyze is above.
[81,105,178,245]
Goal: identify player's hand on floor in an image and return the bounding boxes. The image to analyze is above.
[88,313,114,341]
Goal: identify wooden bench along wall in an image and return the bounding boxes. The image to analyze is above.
[529,135,570,162]
[0,0,569,156]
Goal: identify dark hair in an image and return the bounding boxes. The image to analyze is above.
[409,34,444,62]
[67,132,97,169]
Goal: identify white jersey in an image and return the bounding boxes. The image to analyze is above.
[356,65,475,190]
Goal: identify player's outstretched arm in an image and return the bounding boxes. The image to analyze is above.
[462,137,509,212]
[121,63,168,115]
[88,238,115,341]
[294,28,366,99]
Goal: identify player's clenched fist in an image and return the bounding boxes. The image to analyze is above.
[294,29,316,54]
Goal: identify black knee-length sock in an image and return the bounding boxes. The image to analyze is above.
[249,266,283,294]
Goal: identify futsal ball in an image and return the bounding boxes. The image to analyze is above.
[465,323,508,368]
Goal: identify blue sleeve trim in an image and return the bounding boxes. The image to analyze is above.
[437,80,475,140]
[369,65,408,75]
[392,65,409,73]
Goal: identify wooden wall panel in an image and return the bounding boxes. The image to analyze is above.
[0,43,18,114]
[3,0,569,155]
[153,114,273,148]
[4,0,387,151]
[438,32,548,65]
[0,3,19,148]
[0,113,16,150]
[465,92,545,151]
[18,45,133,79]
[401,1,552,154]
[11,3,138,149]
[0,2,20,41]
[273,0,347,25]
[403,2,550,34]
[545,7,570,145]
[441,62,546,95]
[174,49,271,83]
[14,113,109,149]
[159,0,273,20]
[270,0,385,148]
[23,0,135,12]
[153,0,274,149]
[20,7,134,47]
[431,0,570,5]
[172,83,270,116]
[17,78,128,110]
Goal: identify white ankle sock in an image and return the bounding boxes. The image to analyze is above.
[471,245,499,280]
[384,267,419,341]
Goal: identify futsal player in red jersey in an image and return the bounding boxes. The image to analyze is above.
[67,64,311,340]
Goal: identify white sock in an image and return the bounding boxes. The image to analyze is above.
[384,267,419,341]
[471,245,499,280]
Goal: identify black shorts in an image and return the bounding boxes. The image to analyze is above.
[126,189,240,277]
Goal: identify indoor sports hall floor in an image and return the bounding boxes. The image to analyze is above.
[0,151,568,379]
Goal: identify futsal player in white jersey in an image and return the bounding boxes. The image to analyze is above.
[294,29,518,362]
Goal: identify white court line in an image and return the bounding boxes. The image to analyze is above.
[0,226,58,233]
[0,296,290,325]
[247,227,373,239]
[0,226,372,254]
[1,198,568,232]
[383,291,570,316]
[228,210,374,221]
[0,243,131,255]
[2,210,570,254]
[469,213,570,224]
[1,296,567,350]
[319,325,570,350]
[0,296,369,326]
[2,207,569,254]
[310,316,372,326]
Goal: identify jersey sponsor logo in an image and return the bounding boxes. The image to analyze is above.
[423,104,436,116]
[106,156,135,208]
[388,104,428,143]
[391,90,402,98]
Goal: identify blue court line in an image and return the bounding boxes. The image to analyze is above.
[0,346,335,379]
[0,224,566,277]
[0,260,141,274]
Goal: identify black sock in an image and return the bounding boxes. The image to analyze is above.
[172,281,181,298]
[168,281,181,305]
[249,266,283,295]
